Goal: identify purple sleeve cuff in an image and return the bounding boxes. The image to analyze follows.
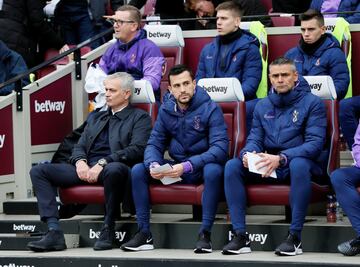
[182,161,193,174]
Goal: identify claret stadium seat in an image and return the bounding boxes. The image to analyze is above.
[144,24,185,101]
[148,78,246,219]
[58,80,158,205]
[246,75,339,221]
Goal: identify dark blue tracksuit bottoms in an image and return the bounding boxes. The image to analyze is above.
[131,162,223,233]
[331,166,360,236]
[224,157,323,236]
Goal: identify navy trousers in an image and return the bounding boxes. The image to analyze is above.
[224,157,323,235]
[131,162,223,233]
[331,167,360,236]
[30,162,130,225]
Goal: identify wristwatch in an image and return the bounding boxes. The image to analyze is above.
[278,154,286,167]
[97,158,108,167]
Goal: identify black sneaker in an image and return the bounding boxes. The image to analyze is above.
[27,229,67,252]
[194,231,212,253]
[222,232,251,255]
[121,231,154,251]
[337,237,360,256]
[93,224,115,251]
[275,233,303,256]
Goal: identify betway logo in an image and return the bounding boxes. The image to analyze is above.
[13,224,36,232]
[89,229,126,241]
[325,25,335,32]
[134,87,141,95]
[148,32,171,39]
[0,264,34,267]
[203,85,228,94]
[309,83,322,91]
[228,231,268,245]
[0,135,5,149]
[34,100,66,114]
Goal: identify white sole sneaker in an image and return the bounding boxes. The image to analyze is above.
[122,244,154,251]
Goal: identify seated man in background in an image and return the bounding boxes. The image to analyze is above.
[27,72,152,252]
[223,57,327,256]
[330,123,360,256]
[195,1,262,134]
[310,0,360,24]
[285,9,349,100]
[121,64,229,253]
[0,40,28,96]
[100,5,165,101]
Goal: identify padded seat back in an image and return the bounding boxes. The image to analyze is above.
[144,24,184,100]
[269,12,295,27]
[198,77,246,157]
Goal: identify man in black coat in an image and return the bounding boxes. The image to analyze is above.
[27,72,152,252]
[0,0,69,67]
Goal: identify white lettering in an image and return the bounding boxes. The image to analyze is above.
[203,85,228,94]
[0,264,35,267]
[35,100,66,114]
[148,32,171,39]
[228,231,268,245]
[115,231,126,242]
[309,83,322,91]
[89,229,126,241]
[0,135,5,148]
[12,224,36,232]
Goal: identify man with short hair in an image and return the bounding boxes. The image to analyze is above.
[223,57,327,256]
[285,9,349,100]
[100,5,165,100]
[27,72,152,252]
[195,1,262,134]
[121,64,229,253]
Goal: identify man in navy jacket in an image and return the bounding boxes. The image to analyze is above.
[0,40,28,96]
[27,72,152,252]
[285,9,349,100]
[195,1,262,134]
[122,64,229,253]
[222,57,327,256]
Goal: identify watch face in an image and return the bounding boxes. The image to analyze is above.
[98,159,107,166]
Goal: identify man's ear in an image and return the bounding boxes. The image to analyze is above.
[125,89,132,100]
[320,25,326,35]
[168,88,173,95]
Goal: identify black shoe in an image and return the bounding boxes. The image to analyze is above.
[121,231,154,251]
[222,232,251,255]
[275,233,303,256]
[27,229,67,252]
[93,225,115,251]
[337,237,360,256]
[194,230,212,254]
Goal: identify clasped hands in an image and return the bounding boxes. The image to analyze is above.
[243,151,280,178]
[76,161,103,183]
